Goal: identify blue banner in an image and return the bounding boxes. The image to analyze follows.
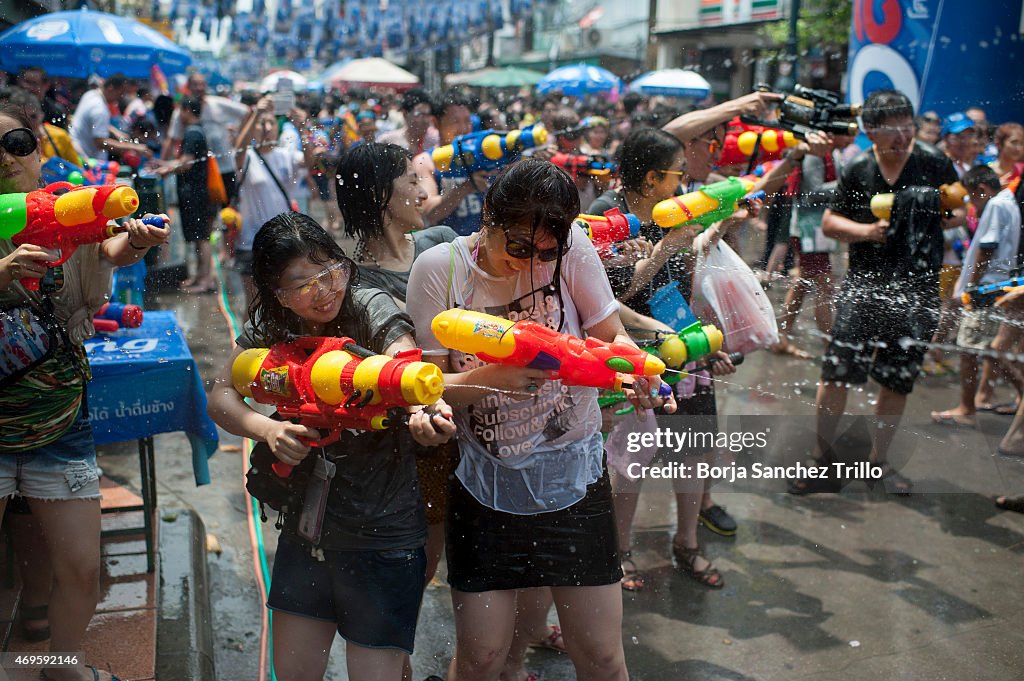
[847,0,1024,123]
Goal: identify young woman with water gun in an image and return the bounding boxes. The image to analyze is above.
[408,159,673,681]
[206,212,454,681]
[0,101,169,681]
[588,127,744,591]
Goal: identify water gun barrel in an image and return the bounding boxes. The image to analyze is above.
[962,276,1024,308]
[432,125,548,174]
[652,177,755,229]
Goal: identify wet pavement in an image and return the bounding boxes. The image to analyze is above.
[91,225,1024,681]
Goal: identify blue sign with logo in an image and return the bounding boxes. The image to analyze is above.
[847,0,1024,123]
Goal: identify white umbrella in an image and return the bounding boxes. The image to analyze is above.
[259,70,308,93]
[630,69,711,98]
[329,58,419,90]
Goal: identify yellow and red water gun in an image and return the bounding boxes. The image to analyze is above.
[870,182,968,220]
[231,336,445,477]
[575,208,641,258]
[0,183,141,290]
[431,309,670,395]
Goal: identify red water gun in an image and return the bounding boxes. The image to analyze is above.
[93,302,144,333]
[231,336,445,477]
[574,208,641,258]
[431,309,671,395]
[550,152,617,179]
[0,183,141,291]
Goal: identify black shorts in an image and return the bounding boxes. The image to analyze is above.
[267,536,427,653]
[179,192,212,242]
[446,469,621,592]
[821,283,938,395]
[221,171,238,204]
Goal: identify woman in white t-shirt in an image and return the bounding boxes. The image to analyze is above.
[232,96,309,305]
[408,159,674,681]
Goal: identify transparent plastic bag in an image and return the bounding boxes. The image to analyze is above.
[694,241,778,354]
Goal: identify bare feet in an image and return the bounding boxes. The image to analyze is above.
[770,341,812,359]
[930,409,977,428]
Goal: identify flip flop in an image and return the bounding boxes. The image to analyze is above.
[529,624,567,654]
[929,412,977,428]
[994,402,1020,416]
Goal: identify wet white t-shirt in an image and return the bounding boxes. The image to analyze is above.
[408,224,619,513]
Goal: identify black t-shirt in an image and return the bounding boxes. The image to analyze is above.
[588,189,696,316]
[178,124,209,202]
[237,286,426,551]
[831,141,957,278]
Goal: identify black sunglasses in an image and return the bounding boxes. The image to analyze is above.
[0,128,38,157]
[501,227,561,262]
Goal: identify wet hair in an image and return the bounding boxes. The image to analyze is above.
[860,90,914,129]
[179,95,202,118]
[483,158,579,331]
[400,88,433,113]
[995,122,1024,150]
[962,165,1000,192]
[482,157,579,247]
[621,92,645,115]
[435,91,472,119]
[616,127,683,193]
[335,143,413,241]
[0,94,36,129]
[153,95,175,128]
[248,212,362,346]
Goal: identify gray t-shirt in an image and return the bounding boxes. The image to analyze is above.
[355,226,458,303]
[236,286,426,551]
[408,225,619,514]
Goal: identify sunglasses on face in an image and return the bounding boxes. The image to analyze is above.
[0,128,38,157]
[275,261,352,303]
[501,227,561,262]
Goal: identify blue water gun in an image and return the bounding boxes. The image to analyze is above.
[962,275,1024,308]
[431,125,548,176]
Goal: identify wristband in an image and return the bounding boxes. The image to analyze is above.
[128,239,147,250]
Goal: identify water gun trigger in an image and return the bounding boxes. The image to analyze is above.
[271,426,339,478]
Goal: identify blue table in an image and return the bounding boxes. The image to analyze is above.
[85,311,219,570]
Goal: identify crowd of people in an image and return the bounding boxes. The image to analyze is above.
[1,64,1024,681]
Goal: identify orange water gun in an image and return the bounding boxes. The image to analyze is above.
[231,336,445,477]
[431,309,670,395]
[0,183,140,290]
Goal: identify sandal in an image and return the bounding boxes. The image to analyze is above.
[529,623,566,654]
[19,603,50,642]
[672,544,724,589]
[876,463,912,495]
[619,550,646,592]
[40,666,122,681]
[995,495,1024,514]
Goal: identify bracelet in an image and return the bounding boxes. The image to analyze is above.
[127,239,147,250]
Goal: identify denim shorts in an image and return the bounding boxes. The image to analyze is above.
[0,408,101,501]
[267,535,427,654]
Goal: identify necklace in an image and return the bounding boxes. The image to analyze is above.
[356,234,413,268]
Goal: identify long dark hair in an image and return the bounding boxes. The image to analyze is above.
[248,212,361,345]
[616,127,683,193]
[335,142,413,241]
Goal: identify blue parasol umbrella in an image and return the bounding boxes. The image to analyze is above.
[537,63,621,96]
[630,69,711,99]
[0,8,192,79]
